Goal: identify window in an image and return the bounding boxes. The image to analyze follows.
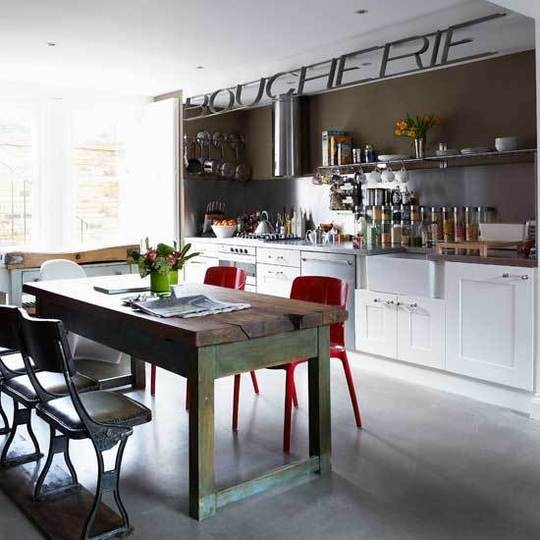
[71,106,125,245]
[0,104,34,246]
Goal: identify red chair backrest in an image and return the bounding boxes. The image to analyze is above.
[290,276,348,346]
[204,266,247,291]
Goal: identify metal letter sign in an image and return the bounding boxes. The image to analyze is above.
[184,12,505,120]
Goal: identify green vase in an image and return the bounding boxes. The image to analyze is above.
[169,269,179,286]
[150,272,170,294]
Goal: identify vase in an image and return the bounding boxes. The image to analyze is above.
[150,272,170,294]
[414,137,425,159]
[169,269,179,286]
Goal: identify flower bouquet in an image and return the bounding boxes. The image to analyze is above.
[394,114,441,158]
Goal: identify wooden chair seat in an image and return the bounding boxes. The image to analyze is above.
[37,391,152,438]
[3,372,98,407]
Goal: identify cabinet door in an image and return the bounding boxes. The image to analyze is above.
[397,296,445,369]
[257,264,300,298]
[355,290,397,358]
[445,263,534,390]
[184,257,218,284]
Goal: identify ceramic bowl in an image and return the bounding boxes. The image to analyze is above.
[211,224,237,238]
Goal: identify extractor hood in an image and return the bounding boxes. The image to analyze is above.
[272,95,301,177]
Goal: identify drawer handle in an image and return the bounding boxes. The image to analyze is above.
[502,272,529,280]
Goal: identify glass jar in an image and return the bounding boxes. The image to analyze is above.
[391,219,402,247]
[442,206,455,242]
[372,205,382,222]
[381,219,391,247]
[401,219,410,247]
[431,207,443,242]
[454,207,465,243]
[465,206,479,241]
[410,205,421,222]
[381,205,391,222]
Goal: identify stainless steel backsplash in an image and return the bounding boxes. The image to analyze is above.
[183,162,535,237]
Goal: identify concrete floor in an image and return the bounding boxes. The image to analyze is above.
[1,359,540,539]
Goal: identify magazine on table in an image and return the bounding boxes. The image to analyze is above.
[131,290,250,318]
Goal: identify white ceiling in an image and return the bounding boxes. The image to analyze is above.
[0,0,533,98]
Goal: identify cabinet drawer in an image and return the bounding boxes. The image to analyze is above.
[257,248,300,268]
[257,264,300,298]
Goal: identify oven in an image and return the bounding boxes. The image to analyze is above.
[217,245,257,292]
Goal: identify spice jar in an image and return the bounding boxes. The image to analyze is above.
[465,206,479,241]
[431,207,443,242]
[401,218,410,247]
[442,206,455,242]
[381,218,391,247]
[454,207,465,243]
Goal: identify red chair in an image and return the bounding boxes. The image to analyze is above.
[150,267,260,429]
[267,276,362,452]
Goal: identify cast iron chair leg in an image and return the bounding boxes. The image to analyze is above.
[0,399,42,468]
[34,425,80,500]
[0,393,10,435]
[336,349,362,428]
[83,437,131,540]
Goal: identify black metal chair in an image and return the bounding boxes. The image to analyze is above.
[17,310,152,540]
[0,305,99,468]
[0,306,29,435]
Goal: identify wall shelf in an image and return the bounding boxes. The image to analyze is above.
[316,148,537,177]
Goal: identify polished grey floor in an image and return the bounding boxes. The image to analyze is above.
[1,360,540,539]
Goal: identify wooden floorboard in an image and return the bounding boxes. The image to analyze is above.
[0,461,124,540]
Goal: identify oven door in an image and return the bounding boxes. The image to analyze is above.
[217,254,257,292]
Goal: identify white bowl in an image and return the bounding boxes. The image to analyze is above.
[211,224,237,238]
[495,136,518,152]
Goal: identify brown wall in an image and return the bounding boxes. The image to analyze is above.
[184,50,536,179]
[308,50,536,169]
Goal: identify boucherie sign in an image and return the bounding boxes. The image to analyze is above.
[185,13,506,120]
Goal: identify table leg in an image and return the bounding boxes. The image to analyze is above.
[189,347,216,520]
[308,326,331,473]
[130,357,146,389]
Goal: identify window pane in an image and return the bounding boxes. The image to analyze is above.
[71,106,125,245]
[0,104,34,246]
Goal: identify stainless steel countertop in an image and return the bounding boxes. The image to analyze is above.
[185,237,537,267]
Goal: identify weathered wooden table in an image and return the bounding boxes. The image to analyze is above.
[23,275,346,521]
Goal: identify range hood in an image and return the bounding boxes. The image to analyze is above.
[272,95,301,177]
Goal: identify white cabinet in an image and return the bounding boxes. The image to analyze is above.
[257,264,300,298]
[257,247,300,268]
[356,291,445,368]
[445,263,534,390]
[184,257,218,284]
[397,296,445,369]
[355,290,397,358]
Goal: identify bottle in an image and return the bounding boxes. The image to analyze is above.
[401,218,410,247]
[381,216,391,247]
[291,209,297,237]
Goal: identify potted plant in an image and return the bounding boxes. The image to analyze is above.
[129,239,174,294]
[394,114,441,158]
[168,241,200,285]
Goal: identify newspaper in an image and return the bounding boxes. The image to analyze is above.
[131,291,250,319]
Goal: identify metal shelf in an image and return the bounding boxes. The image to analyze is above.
[317,148,537,176]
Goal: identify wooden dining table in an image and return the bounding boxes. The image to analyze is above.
[23,274,347,521]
